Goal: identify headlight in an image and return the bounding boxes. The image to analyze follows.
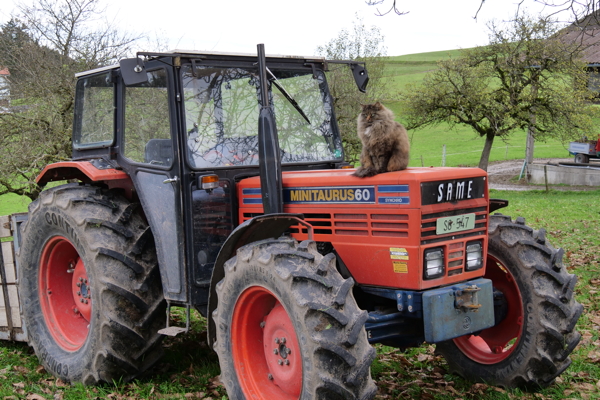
[424,247,444,279]
[465,240,483,271]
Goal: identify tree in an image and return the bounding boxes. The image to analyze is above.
[316,15,390,164]
[0,0,138,200]
[399,13,596,171]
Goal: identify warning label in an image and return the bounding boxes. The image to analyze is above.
[393,261,408,273]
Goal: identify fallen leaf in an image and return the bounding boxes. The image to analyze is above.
[25,394,46,400]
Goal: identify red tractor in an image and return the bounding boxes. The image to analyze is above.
[11,45,581,399]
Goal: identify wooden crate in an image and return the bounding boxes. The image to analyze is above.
[0,215,27,341]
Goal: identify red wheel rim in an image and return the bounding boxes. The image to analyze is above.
[453,253,524,364]
[39,236,90,351]
[231,286,302,399]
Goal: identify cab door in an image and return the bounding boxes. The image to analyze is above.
[116,61,186,303]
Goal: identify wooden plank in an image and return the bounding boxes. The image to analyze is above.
[0,215,10,238]
[1,242,13,265]
[0,242,15,284]
[8,286,21,328]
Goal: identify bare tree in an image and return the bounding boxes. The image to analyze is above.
[399,13,597,171]
[316,15,390,164]
[0,0,138,200]
[364,0,408,16]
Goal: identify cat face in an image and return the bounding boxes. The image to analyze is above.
[360,102,383,123]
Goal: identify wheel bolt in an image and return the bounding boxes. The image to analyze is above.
[47,290,51,295]
[275,338,280,344]
[267,374,273,380]
[80,298,85,303]
[285,360,290,366]
[287,348,291,355]
[76,282,81,287]
[281,337,286,344]
[77,291,81,296]
[84,300,88,304]
[273,349,278,355]
[73,308,78,314]
[79,277,83,282]
[260,321,266,328]
[277,359,283,365]
[84,279,87,284]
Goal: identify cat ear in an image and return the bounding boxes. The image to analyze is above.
[374,101,382,107]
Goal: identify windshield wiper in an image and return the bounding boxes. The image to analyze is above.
[266,67,311,125]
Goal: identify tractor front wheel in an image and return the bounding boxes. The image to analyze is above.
[213,237,377,400]
[435,214,582,389]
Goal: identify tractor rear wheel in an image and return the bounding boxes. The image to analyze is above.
[213,237,377,400]
[18,184,166,384]
[435,214,582,389]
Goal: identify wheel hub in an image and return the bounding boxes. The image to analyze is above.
[71,258,92,321]
[262,304,301,395]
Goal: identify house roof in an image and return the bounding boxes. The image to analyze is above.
[561,11,600,64]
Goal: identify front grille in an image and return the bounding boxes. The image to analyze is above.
[242,212,412,238]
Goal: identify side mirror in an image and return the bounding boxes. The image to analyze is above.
[120,57,148,86]
[351,64,369,93]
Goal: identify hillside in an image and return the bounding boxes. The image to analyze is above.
[378,48,571,168]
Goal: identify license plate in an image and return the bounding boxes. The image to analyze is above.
[436,213,475,235]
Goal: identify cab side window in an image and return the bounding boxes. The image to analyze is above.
[73,72,114,148]
[123,68,173,166]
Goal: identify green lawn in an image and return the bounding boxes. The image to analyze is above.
[0,193,30,216]
[0,188,598,399]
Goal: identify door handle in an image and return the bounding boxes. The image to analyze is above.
[163,176,178,184]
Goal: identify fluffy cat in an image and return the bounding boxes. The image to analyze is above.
[353,102,410,178]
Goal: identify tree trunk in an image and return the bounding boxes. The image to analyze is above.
[478,132,495,171]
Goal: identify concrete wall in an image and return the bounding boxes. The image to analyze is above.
[528,164,600,186]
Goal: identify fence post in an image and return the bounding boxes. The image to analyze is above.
[442,145,446,167]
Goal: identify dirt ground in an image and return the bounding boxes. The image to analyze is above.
[487,158,599,191]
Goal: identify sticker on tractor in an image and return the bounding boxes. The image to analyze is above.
[282,186,376,204]
[390,247,409,260]
[378,185,410,205]
[393,261,408,273]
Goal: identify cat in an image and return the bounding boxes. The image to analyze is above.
[353,102,410,178]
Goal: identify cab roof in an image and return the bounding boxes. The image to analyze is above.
[75,49,326,78]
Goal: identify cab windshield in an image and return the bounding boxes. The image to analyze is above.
[181,63,342,168]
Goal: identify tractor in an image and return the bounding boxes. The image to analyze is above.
[8,45,582,399]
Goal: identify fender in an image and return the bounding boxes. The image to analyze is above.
[206,213,308,347]
[36,161,133,193]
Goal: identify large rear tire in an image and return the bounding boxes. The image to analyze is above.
[18,184,166,384]
[436,214,582,389]
[213,237,377,400]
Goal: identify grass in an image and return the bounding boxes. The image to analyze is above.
[0,189,598,399]
[0,193,30,216]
